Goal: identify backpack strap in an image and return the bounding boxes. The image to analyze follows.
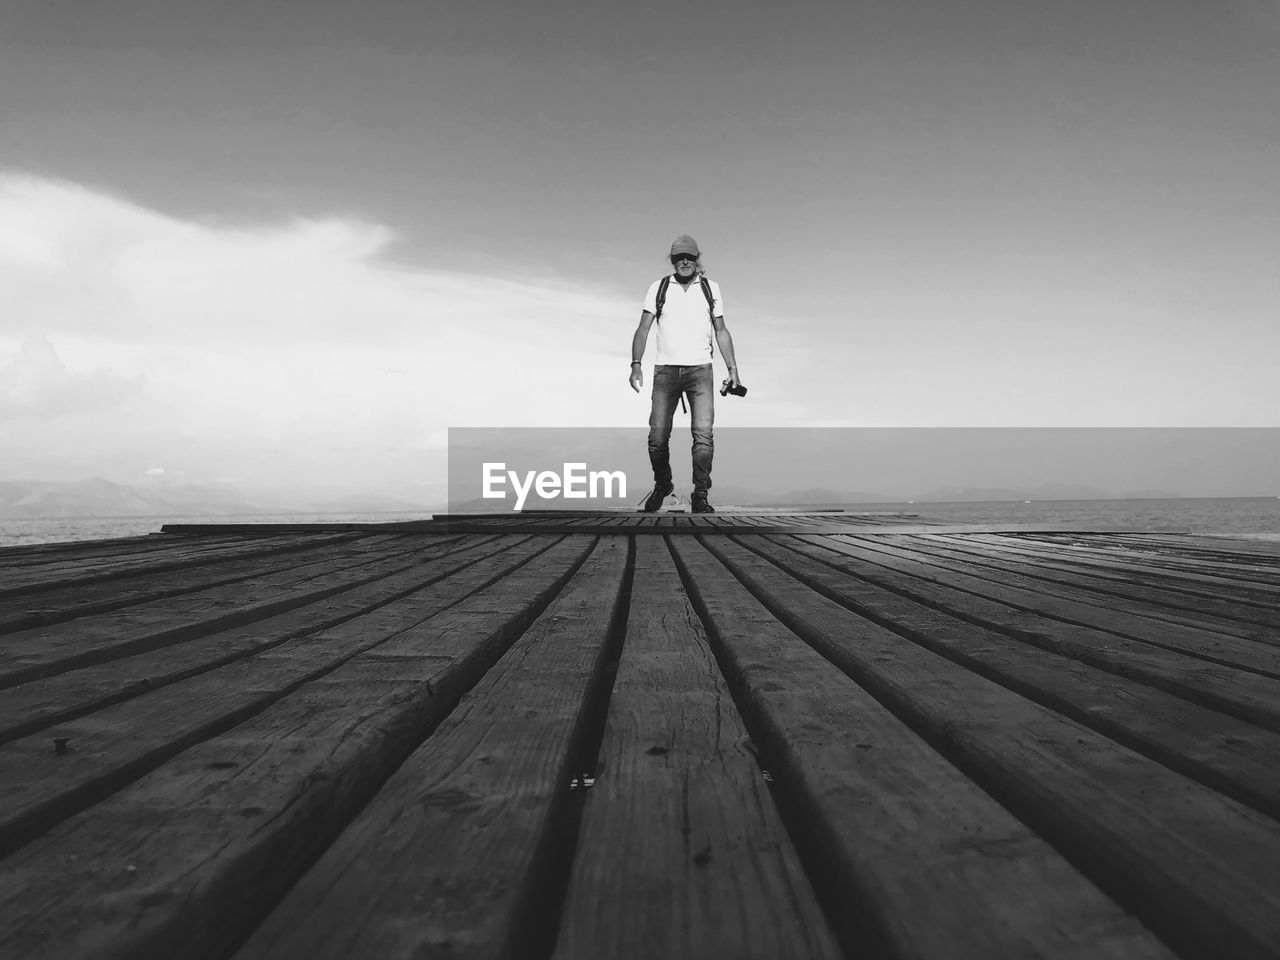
[654,275,672,320]
[699,276,716,320]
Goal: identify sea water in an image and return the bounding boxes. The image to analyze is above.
[2,499,1280,549]
[0,511,432,549]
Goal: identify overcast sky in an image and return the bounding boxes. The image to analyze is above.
[2,0,1277,502]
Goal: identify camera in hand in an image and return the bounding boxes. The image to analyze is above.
[720,379,748,398]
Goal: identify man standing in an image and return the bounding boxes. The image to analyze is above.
[629,234,740,513]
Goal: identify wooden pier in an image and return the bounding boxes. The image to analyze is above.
[1,513,1279,959]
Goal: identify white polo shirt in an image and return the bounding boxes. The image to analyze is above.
[643,275,725,366]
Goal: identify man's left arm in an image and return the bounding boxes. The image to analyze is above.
[713,315,740,388]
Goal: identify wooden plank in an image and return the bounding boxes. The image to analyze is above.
[0,534,467,635]
[954,532,1280,595]
[554,537,841,960]
[0,530,305,573]
[668,537,1172,960]
[897,554,1280,646]
[1052,534,1280,572]
[233,537,630,960]
[785,515,828,527]
[0,537,244,590]
[903,535,1280,634]
[0,535,529,745]
[0,535,582,860]
[0,534,422,688]
[0,537,600,960]
[976,533,1280,588]
[157,522,445,534]
[789,535,1280,732]
[739,535,1280,820]
[1096,533,1280,560]
[0,532,353,596]
[698,534,1280,960]
[0,532,244,568]
[0,533,161,562]
[838,535,1280,684]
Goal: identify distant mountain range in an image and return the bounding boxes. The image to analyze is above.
[0,478,257,518]
[0,479,433,519]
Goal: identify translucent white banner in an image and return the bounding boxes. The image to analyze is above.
[447,427,1280,513]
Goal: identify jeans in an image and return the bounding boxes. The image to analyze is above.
[648,363,714,493]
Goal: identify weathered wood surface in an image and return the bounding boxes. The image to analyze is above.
[1,515,1278,960]
[0,533,405,634]
[0,534,594,959]
[704,536,1280,960]
[554,537,841,960]
[0,535,519,745]
[809,536,1280,724]
[0,532,354,597]
[0,533,444,688]
[915,534,1280,633]
[671,536,1173,960]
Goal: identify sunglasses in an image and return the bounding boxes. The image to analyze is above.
[670,253,698,265]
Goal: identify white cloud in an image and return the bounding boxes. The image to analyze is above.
[0,335,143,420]
[0,174,619,350]
[0,173,717,495]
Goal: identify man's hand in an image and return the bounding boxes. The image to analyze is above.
[726,366,739,389]
[629,364,644,392]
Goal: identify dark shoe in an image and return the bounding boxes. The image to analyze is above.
[691,491,715,514]
[642,483,674,512]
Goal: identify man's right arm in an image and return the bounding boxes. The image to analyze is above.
[629,311,655,392]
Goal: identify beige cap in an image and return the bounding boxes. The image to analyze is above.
[670,234,700,257]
